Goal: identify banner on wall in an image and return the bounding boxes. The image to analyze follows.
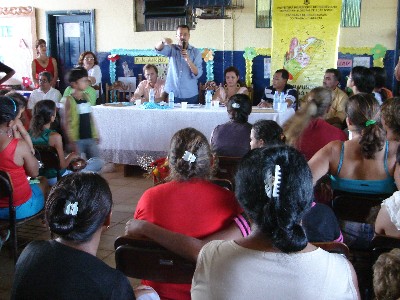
[271,0,342,97]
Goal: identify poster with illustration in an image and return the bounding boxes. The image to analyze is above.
[271,0,342,97]
[0,6,36,86]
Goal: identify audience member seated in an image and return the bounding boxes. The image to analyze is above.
[212,66,248,105]
[323,68,349,128]
[346,66,375,95]
[126,146,360,299]
[29,100,79,185]
[31,39,58,88]
[380,97,400,141]
[78,51,102,101]
[6,92,34,153]
[309,93,400,248]
[133,127,244,300]
[28,71,62,111]
[258,69,298,109]
[375,191,400,238]
[11,173,136,299]
[0,96,48,221]
[210,94,252,157]
[131,64,165,103]
[284,87,347,161]
[371,67,393,105]
[373,248,400,300]
[250,119,285,149]
[250,118,342,243]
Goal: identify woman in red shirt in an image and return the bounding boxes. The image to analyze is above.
[31,39,58,87]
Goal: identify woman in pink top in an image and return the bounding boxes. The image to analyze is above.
[0,96,48,221]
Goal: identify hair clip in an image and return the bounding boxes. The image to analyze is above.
[231,102,240,109]
[264,165,281,198]
[365,119,376,127]
[182,151,196,163]
[6,96,17,112]
[272,165,281,197]
[64,200,79,216]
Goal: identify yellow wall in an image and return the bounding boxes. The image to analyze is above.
[1,0,398,52]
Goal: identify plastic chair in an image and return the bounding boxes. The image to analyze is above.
[0,171,45,263]
[215,156,241,187]
[114,236,195,284]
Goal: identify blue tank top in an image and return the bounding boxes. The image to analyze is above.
[330,141,396,194]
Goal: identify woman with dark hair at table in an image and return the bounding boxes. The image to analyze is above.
[210,94,252,157]
[371,66,392,105]
[126,146,359,299]
[11,173,136,299]
[213,66,249,105]
[133,127,244,300]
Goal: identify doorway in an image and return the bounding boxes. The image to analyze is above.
[46,10,95,91]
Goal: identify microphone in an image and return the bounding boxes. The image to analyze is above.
[182,40,187,50]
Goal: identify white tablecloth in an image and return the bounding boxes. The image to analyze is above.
[92,105,295,164]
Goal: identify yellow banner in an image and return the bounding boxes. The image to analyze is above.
[134,56,169,64]
[271,0,342,97]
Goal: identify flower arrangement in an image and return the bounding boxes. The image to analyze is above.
[137,155,170,184]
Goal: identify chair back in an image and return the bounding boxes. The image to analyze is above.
[371,235,400,260]
[211,178,233,191]
[312,241,350,258]
[34,145,62,180]
[331,193,389,224]
[215,156,241,186]
[0,170,13,213]
[114,236,196,283]
[105,82,131,103]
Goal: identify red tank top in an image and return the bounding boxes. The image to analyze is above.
[34,57,55,79]
[0,139,32,208]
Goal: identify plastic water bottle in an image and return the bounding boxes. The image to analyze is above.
[279,92,287,112]
[273,91,279,111]
[205,90,212,109]
[149,89,155,103]
[168,91,175,108]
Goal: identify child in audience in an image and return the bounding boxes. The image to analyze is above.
[373,248,400,300]
[61,67,103,172]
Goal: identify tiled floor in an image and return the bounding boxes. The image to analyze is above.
[0,165,153,299]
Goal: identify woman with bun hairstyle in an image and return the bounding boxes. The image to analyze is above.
[11,173,136,299]
[210,94,252,157]
[309,93,400,247]
[126,146,360,299]
[284,86,347,160]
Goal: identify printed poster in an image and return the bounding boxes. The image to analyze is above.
[271,0,342,97]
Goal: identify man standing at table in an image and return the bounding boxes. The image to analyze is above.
[155,24,203,104]
[131,64,165,103]
[258,69,298,110]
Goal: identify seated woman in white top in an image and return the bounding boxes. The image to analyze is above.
[375,190,400,238]
[213,66,248,105]
[126,146,360,300]
[78,51,102,99]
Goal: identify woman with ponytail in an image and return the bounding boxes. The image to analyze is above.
[309,93,400,247]
[284,86,347,160]
[126,146,360,299]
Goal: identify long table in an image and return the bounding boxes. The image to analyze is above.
[92,105,295,165]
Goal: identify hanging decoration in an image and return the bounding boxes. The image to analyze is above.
[108,48,216,83]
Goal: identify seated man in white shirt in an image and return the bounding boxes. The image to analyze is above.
[28,71,62,110]
[130,64,166,103]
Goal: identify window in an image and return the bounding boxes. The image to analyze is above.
[256,0,362,28]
